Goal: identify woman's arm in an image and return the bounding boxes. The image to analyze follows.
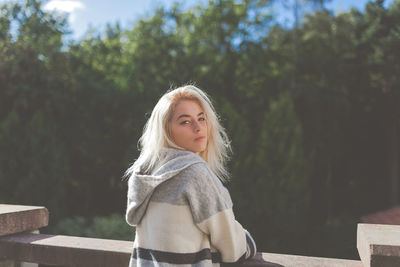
[184,163,257,263]
[196,207,257,262]
[244,229,257,259]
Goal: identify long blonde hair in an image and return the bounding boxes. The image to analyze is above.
[124,84,232,182]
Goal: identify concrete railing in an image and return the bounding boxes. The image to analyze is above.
[357,223,400,267]
[1,204,391,267]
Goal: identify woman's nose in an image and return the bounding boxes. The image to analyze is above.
[192,121,200,132]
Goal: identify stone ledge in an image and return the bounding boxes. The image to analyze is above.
[357,223,400,267]
[0,204,48,237]
[0,233,132,267]
[0,233,363,267]
[256,252,362,267]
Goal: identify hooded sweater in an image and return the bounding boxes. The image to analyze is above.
[125,147,256,267]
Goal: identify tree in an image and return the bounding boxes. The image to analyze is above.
[228,92,310,254]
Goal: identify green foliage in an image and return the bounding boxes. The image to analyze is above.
[0,110,69,222]
[307,215,360,259]
[229,92,310,254]
[53,214,135,241]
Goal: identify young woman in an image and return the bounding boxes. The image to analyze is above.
[125,85,257,267]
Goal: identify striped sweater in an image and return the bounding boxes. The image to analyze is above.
[125,148,257,266]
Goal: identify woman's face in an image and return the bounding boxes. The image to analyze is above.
[169,99,208,153]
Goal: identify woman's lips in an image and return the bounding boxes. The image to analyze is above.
[195,136,206,141]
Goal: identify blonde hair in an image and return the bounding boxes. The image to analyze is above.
[124,84,232,182]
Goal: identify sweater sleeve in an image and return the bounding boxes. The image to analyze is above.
[183,163,257,263]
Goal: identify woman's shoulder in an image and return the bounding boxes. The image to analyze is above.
[177,159,215,183]
[179,161,233,222]
[179,161,229,197]
[159,147,226,190]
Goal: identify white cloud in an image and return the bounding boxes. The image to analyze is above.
[43,0,85,23]
[44,0,84,13]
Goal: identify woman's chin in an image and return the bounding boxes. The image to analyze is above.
[187,146,206,154]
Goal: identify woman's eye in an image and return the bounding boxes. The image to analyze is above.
[180,120,190,125]
[199,117,206,121]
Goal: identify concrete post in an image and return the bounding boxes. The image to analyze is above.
[0,205,48,267]
[357,223,400,267]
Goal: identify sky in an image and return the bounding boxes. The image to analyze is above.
[1,0,397,40]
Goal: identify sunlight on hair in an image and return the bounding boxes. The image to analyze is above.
[124,84,232,182]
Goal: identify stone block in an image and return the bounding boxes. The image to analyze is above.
[0,205,48,237]
[357,223,400,267]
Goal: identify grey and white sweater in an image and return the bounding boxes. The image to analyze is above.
[125,147,256,267]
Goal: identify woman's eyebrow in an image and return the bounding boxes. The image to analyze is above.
[176,112,204,120]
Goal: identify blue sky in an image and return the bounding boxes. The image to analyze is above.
[1,0,397,40]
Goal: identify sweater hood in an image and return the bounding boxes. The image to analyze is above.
[126,147,205,226]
